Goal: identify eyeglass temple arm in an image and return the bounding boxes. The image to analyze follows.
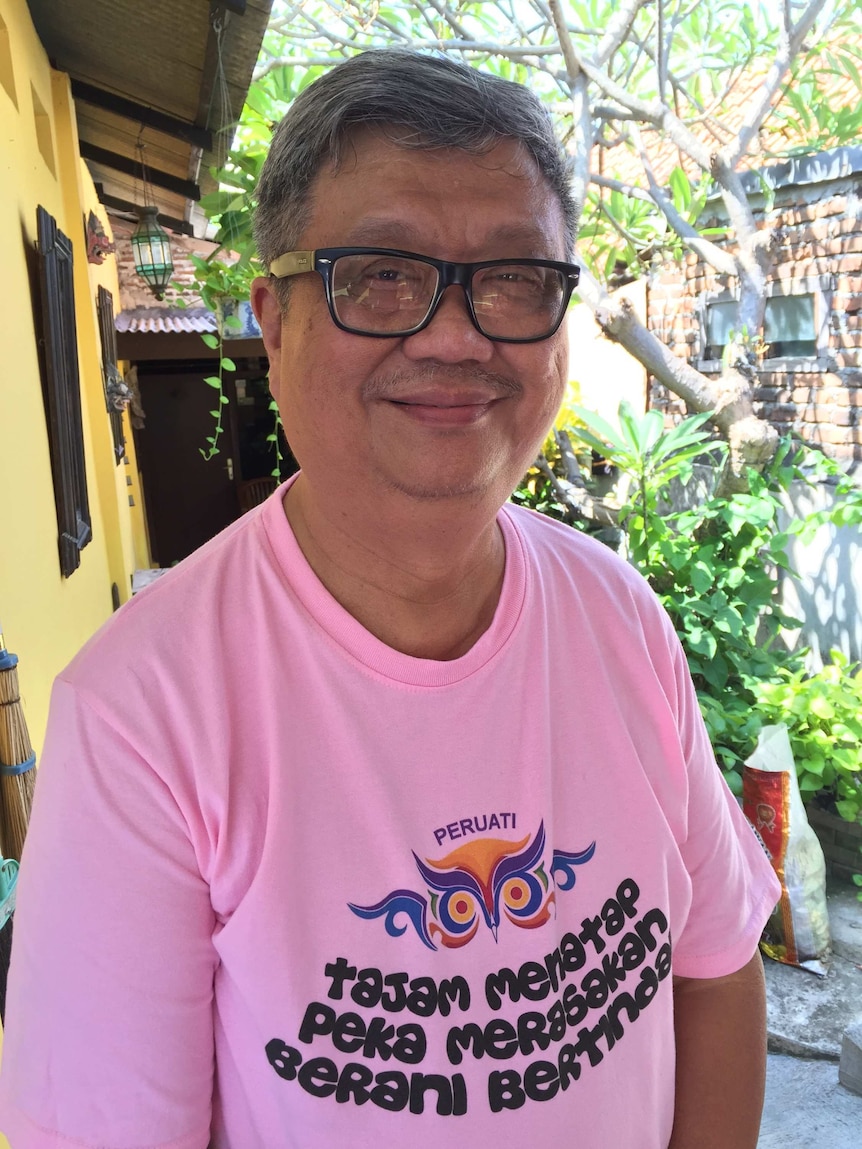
[270,250,316,279]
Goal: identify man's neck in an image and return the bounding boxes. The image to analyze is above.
[283,476,507,661]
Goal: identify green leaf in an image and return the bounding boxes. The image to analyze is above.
[201,333,220,349]
[810,695,835,721]
[798,775,824,792]
[204,376,222,388]
[799,756,826,778]
[690,563,713,595]
[220,356,237,372]
[723,769,743,797]
[571,406,632,455]
[668,166,692,213]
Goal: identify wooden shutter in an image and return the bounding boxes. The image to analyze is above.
[36,205,92,578]
[97,286,126,462]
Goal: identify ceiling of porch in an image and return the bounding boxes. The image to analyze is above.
[27,0,273,235]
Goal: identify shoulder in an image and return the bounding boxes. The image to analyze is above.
[63,494,281,703]
[503,501,662,611]
[502,501,682,683]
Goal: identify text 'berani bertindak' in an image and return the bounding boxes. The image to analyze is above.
[265,878,672,1116]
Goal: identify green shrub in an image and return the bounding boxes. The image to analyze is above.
[526,402,862,817]
[754,652,862,823]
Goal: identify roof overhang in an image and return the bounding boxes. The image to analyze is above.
[27,0,273,236]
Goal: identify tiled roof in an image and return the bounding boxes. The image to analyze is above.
[115,308,217,334]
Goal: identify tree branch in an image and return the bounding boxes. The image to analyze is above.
[423,0,472,41]
[572,54,715,172]
[546,0,581,79]
[534,453,620,527]
[629,124,737,275]
[255,54,350,78]
[574,266,721,421]
[596,0,646,67]
[594,103,645,123]
[724,0,829,167]
[590,173,654,202]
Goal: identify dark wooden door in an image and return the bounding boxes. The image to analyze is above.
[133,365,239,566]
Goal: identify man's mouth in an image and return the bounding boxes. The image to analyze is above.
[386,393,502,425]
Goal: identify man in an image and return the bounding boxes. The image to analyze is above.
[0,50,778,1148]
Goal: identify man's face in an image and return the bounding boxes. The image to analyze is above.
[252,130,570,511]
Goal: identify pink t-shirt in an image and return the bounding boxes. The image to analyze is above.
[0,489,779,1148]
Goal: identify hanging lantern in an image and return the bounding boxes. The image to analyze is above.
[131,205,174,300]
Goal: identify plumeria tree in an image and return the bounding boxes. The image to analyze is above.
[201,0,861,488]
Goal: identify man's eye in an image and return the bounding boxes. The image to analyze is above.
[367,266,408,283]
[483,268,546,292]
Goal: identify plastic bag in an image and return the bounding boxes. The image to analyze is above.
[742,723,831,975]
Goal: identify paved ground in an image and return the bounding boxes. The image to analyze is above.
[759,1054,862,1148]
[757,877,862,1147]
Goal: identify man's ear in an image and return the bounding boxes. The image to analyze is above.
[251,276,284,355]
[251,277,285,404]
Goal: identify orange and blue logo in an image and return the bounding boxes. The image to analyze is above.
[349,821,595,950]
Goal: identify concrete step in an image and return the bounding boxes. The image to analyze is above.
[759,1053,862,1149]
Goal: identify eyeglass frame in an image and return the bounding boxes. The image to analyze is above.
[268,247,581,344]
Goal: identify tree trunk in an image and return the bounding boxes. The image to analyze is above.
[578,269,779,493]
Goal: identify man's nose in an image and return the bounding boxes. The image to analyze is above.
[402,285,494,362]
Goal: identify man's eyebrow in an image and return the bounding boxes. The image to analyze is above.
[341,220,422,246]
[341,219,561,256]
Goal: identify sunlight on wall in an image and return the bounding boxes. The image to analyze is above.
[0,0,147,767]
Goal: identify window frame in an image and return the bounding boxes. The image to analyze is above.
[695,274,834,374]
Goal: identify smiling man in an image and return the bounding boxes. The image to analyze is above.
[0,50,778,1149]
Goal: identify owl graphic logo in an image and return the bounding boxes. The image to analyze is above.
[348,821,595,950]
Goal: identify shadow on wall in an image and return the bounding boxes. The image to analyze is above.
[780,481,862,669]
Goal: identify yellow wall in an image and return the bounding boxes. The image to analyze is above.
[568,280,649,424]
[0,0,148,761]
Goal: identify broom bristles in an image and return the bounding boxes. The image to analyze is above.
[1,767,36,862]
[0,659,19,700]
[0,705,35,765]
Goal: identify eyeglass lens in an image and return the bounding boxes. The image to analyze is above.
[330,253,567,338]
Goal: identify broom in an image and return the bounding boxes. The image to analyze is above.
[0,624,37,862]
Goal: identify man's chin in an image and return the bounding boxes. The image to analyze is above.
[381,466,517,507]
[382,471,503,504]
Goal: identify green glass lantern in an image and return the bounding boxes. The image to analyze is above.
[131,205,174,299]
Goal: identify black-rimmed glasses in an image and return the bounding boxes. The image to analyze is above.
[269,247,580,343]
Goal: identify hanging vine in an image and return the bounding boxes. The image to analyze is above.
[199,326,235,462]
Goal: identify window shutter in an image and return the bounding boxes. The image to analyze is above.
[36,205,92,578]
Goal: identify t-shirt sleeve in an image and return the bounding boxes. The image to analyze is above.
[664,626,781,980]
[0,678,216,1149]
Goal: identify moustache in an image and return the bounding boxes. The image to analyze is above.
[361,365,523,402]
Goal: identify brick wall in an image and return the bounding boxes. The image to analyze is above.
[647,149,862,467]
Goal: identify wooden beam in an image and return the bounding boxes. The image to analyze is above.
[71,81,213,151]
[95,190,195,237]
[80,142,201,201]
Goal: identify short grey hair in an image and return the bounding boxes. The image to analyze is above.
[253,48,578,297]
